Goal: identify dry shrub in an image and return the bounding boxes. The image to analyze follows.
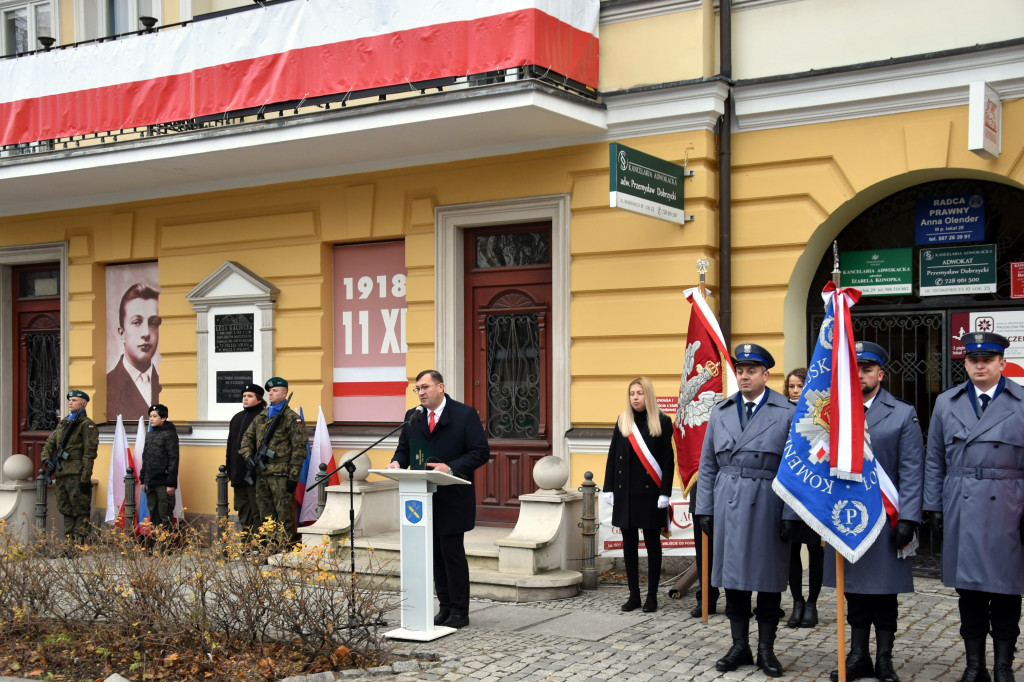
[0,518,400,679]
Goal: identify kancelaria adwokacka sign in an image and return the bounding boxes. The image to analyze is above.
[609,143,686,224]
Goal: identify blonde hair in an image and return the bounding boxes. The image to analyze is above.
[618,376,664,437]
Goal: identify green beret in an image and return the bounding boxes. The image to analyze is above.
[265,376,288,390]
[67,389,90,401]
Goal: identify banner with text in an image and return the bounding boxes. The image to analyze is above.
[920,244,996,296]
[840,248,913,295]
[609,143,686,224]
[951,310,1024,385]
[598,487,695,556]
[915,194,986,245]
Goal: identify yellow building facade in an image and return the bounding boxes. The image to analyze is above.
[0,0,1021,522]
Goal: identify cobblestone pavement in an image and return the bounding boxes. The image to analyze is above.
[324,576,1024,682]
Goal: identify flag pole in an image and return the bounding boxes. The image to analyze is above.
[831,241,848,682]
[696,257,710,624]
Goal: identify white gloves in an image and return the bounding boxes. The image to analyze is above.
[602,492,614,506]
[657,495,670,509]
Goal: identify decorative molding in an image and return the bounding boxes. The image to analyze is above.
[734,43,1024,132]
[604,79,729,137]
[600,0,701,25]
[436,194,572,463]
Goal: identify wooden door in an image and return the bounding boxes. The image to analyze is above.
[464,225,552,525]
[12,265,61,472]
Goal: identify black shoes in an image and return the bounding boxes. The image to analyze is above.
[442,613,469,629]
[830,627,875,681]
[690,599,719,618]
[642,595,658,613]
[757,621,783,677]
[717,618,754,672]
[961,637,992,682]
[622,594,641,612]
[433,610,450,626]
[787,598,804,628]
[993,639,1016,682]
[800,601,819,627]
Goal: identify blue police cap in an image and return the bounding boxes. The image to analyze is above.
[67,389,90,401]
[963,332,1009,357]
[732,343,775,369]
[855,341,889,367]
[265,376,288,390]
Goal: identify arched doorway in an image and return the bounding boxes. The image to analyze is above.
[803,178,1024,572]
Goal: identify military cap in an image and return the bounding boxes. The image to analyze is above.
[855,341,889,367]
[265,376,288,390]
[67,389,90,401]
[963,332,1010,357]
[732,343,775,369]
[242,383,265,399]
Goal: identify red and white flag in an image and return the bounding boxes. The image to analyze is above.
[824,281,866,481]
[673,287,737,495]
[104,415,134,527]
[298,407,341,526]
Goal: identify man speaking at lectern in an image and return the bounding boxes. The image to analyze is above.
[387,369,490,629]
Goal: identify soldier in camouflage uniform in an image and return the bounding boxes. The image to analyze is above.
[239,377,306,534]
[40,389,99,542]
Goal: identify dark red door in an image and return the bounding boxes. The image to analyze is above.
[12,265,61,473]
[464,225,552,525]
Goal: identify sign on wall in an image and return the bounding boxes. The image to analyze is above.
[840,248,913,296]
[969,81,1002,160]
[333,242,408,422]
[609,143,687,224]
[1012,262,1024,299]
[920,244,996,296]
[599,487,695,556]
[915,194,986,245]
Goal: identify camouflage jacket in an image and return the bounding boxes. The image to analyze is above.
[238,404,306,481]
[40,413,99,482]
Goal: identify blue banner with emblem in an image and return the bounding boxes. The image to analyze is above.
[771,297,886,563]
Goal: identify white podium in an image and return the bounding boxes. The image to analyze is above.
[370,468,470,641]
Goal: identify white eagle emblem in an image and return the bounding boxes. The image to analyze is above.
[675,340,722,432]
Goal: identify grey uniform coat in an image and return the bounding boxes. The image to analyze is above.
[696,388,795,592]
[924,379,1024,594]
[825,388,924,594]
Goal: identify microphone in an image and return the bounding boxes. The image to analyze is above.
[409,405,425,423]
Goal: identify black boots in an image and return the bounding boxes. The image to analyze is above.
[787,598,804,628]
[757,621,784,677]
[831,626,875,681]
[622,553,641,611]
[643,549,661,612]
[960,638,992,682]
[876,629,900,682]
[800,601,819,627]
[993,639,1015,682]
[716,618,754,672]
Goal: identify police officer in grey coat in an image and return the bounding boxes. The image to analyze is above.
[696,344,796,678]
[824,342,924,682]
[925,332,1024,682]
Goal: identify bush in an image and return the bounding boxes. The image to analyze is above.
[0,519,400,680]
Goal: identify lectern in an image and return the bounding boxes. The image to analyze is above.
[370,468,470,641]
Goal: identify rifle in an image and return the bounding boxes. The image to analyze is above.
[43,413,82,483]
[243,393,293,486]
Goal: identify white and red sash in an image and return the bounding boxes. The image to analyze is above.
[627,423,662,487]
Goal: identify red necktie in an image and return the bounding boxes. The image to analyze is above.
[428,411,436,433]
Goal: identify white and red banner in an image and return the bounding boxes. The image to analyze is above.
[673,287,735,495]
[0,0,599,146]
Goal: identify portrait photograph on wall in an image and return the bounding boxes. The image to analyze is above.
[105,262,161,422]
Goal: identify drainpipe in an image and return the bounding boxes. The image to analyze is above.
[718,0,733,343]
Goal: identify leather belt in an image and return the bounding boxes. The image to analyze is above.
[950,466,1024,480]
[720,465,775,480]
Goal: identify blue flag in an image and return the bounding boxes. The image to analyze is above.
[772,292,886,563]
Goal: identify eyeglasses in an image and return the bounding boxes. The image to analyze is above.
[411,383,437,394]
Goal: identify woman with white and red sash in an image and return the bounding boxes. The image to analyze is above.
[603,376,675,613]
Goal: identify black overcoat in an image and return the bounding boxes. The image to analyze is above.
[604,410,675,530]
[391,394,490,535]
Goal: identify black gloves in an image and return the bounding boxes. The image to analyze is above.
[892,520,918,548]
[929,511,943,535]
[780,519,799,543]
[697,515,714,537]
[286,479,298,494]
[79,481,91,494]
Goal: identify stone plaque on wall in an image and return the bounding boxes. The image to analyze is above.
[215,313,254,353]
[216,371,253,403]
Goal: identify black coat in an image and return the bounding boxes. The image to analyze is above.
[140,421,179,488]
[604,410,675,530]
[226,402,264,487]
[391,394,490,535]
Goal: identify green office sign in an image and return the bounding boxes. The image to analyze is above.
[920,244,997,296]
[609,143,686,224]
[840,248,913,296]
